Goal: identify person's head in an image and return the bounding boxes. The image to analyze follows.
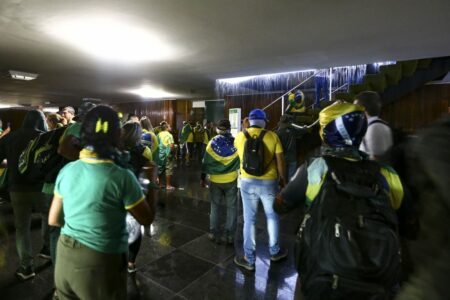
[216,119,231,135]
[354,91,382,117]
[140,116,153,131]
[62,106,75,123]
[46,113,63,130]
[81,105,121,159]
[22,110,47,131]
[205,120,213,129]
[160,121,169,131]
[248,109,268,128]
[319,102,367,148]
[128,114,139,124]
[122,122,142,149]
[77,102,96,122]
[278,114,293,129]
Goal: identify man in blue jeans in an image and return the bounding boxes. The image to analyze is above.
[233,109,287,271]
[201,119,240,244]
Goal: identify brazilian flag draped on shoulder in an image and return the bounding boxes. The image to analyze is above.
[180,124,193,143]
[202,134,239,175]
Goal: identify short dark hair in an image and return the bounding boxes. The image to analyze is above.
[355,91,382,116]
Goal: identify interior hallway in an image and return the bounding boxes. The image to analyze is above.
[0,160,302,299]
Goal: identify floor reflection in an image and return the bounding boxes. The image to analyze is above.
[0,161,301,299]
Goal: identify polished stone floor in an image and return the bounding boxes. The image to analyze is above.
[0,161,303,299]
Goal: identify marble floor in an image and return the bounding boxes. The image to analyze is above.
[0,161,303,299]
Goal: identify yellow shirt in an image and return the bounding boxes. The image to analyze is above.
[234,127,283,180]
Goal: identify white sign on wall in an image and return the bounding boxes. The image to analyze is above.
[229,108,241,137]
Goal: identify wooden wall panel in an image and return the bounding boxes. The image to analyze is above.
[382,84,450,132]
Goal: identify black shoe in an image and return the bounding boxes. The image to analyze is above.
[16,266,35,281]
[207,233,221,244]
[221,235,234,246]
[234,256,255,271]
[270,248,288,262]
[38,247,51,260]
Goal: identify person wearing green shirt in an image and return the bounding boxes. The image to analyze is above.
[156,122,175,190]
[49,105,155,299]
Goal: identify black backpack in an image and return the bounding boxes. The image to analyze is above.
[295,156,401,300]
[242,129,271,176]
[18,127,67,183]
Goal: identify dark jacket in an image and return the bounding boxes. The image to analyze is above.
[0,110,46,191]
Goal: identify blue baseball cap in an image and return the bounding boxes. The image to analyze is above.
[248,109,268,121]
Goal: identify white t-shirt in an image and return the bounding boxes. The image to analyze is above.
[360,116,393,159]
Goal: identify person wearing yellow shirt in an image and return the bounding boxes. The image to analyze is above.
[201,119,239,245]
[233,109,287,271]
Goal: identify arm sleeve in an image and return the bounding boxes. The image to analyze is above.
[142,146,153,162]
[274,134,284,154]
[123,170,145,210]
[281,164,308,207]
[54,167,66,198]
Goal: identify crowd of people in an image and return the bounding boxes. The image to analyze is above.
[0,89,448,299]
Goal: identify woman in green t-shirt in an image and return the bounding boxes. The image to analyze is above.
[49,106,155,300]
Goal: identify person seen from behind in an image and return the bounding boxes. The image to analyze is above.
[156,121,176,190]
[274,102,404,300]
[48,105,155,299]
[275,114,307,181]
[121,122,158,273]
[354,91,393,161]
[0,110,49,280]
[201,119,240,245]
[233,108,287,271]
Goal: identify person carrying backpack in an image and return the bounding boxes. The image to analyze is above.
[274,102,404,300]
[0,110,48,280]
[233,109,287,271]
[354,91,393,161]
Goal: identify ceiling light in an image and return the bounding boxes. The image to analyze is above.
[43,107,60,113]
[44,15,177,63]
[0,103,22,108]
[129,85,177,99]
[9,70,39,81]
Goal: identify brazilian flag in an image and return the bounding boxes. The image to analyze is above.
[180,124,193,143]
[202,135,239,175]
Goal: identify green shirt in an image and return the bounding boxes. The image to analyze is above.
[55,149,144,254]
[62,122,82,139]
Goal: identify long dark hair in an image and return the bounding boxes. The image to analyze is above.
[81,105,121,159]
[122,122,142,149]
[22,110,47,132]
[140,116,153,131]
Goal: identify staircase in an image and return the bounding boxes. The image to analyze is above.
[334,56,450,104]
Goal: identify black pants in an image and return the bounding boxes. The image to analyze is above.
[128,234,142,263]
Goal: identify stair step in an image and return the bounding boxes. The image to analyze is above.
[400,60,419,77]
[364,74,387,92]
[380,64,402,85]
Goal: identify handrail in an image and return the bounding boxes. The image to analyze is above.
[305,82,349,110]
[262,71,322,111]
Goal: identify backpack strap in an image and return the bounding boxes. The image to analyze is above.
[368,119,389,127]
[323,156,380,198]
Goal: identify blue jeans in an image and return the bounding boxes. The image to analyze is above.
[240,179,280,264]
[209,180,238,238]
